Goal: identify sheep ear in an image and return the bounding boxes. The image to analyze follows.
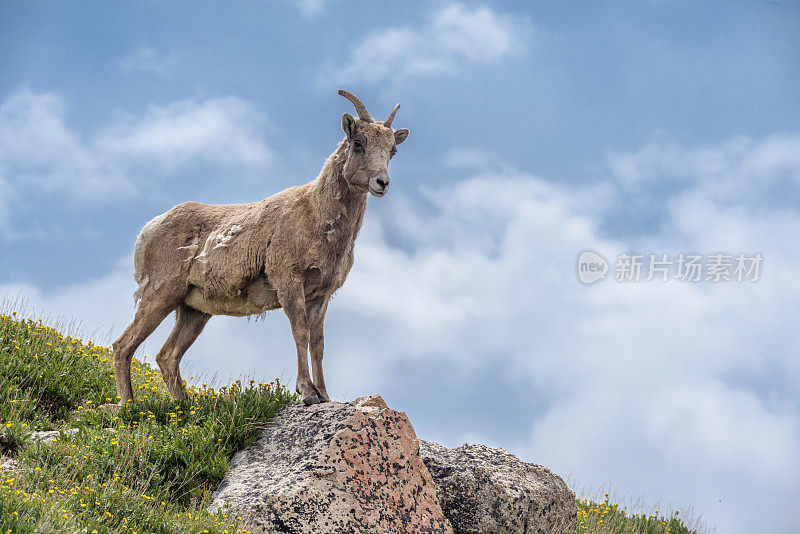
[342,113,356,139]
[394,128,409,145]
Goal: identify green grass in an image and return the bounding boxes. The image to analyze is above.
[1,312,296,534]
[1,311,701,534]
[575,494,699,534]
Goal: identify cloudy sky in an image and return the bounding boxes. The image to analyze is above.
[2,1,799,532]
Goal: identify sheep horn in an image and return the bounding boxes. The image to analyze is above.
[338,89,372,123]
[384,103,400,128]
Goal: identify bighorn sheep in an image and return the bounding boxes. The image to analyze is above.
[112,90,410,405]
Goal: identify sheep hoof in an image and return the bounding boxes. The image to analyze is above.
[303,394,323,405]
[311,385,329,403]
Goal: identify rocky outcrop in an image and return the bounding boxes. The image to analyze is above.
[419,440,577,534]
[210,394,576,534]
[210,394,453,534]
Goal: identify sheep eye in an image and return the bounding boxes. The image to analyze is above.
[390,146,397,158]
[353,139,365,152]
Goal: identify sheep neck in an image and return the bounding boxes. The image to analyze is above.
[311,140,368,251]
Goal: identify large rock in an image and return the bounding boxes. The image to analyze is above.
[419,440,577,534]
[210,395,453,534]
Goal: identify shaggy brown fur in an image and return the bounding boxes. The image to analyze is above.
[113,91,410,405]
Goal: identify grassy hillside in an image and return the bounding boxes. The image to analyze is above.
[1,312,295,533]
[0,312,700,534]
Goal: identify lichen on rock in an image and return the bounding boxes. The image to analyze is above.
[419,440,577,534]
[210,394,453,534]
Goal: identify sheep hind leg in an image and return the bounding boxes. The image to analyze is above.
[155,304,211,400]
[113,294,180,404]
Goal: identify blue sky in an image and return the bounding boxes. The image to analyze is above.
[2,1,799,532]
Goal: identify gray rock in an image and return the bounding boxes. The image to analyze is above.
[210,395,453,534]
[29,427,116,444]
[29,428,79,443]
[419,440,577,534]
[0,456,20,477]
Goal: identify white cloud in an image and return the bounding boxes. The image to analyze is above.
[118,46,180,76]
[0,91,130,197]
[607,132,800,206]
[441,147,497,169]
[97,98,271,169]
[318,2,533,86]
[291,0,336,18]
[432,3,526,62]
[2,131,799,533]
[0,90,271,235]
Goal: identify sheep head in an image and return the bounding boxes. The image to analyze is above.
[338,89,410,198]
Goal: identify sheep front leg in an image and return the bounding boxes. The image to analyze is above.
[279,280,324,405]
[307,296,330,402]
